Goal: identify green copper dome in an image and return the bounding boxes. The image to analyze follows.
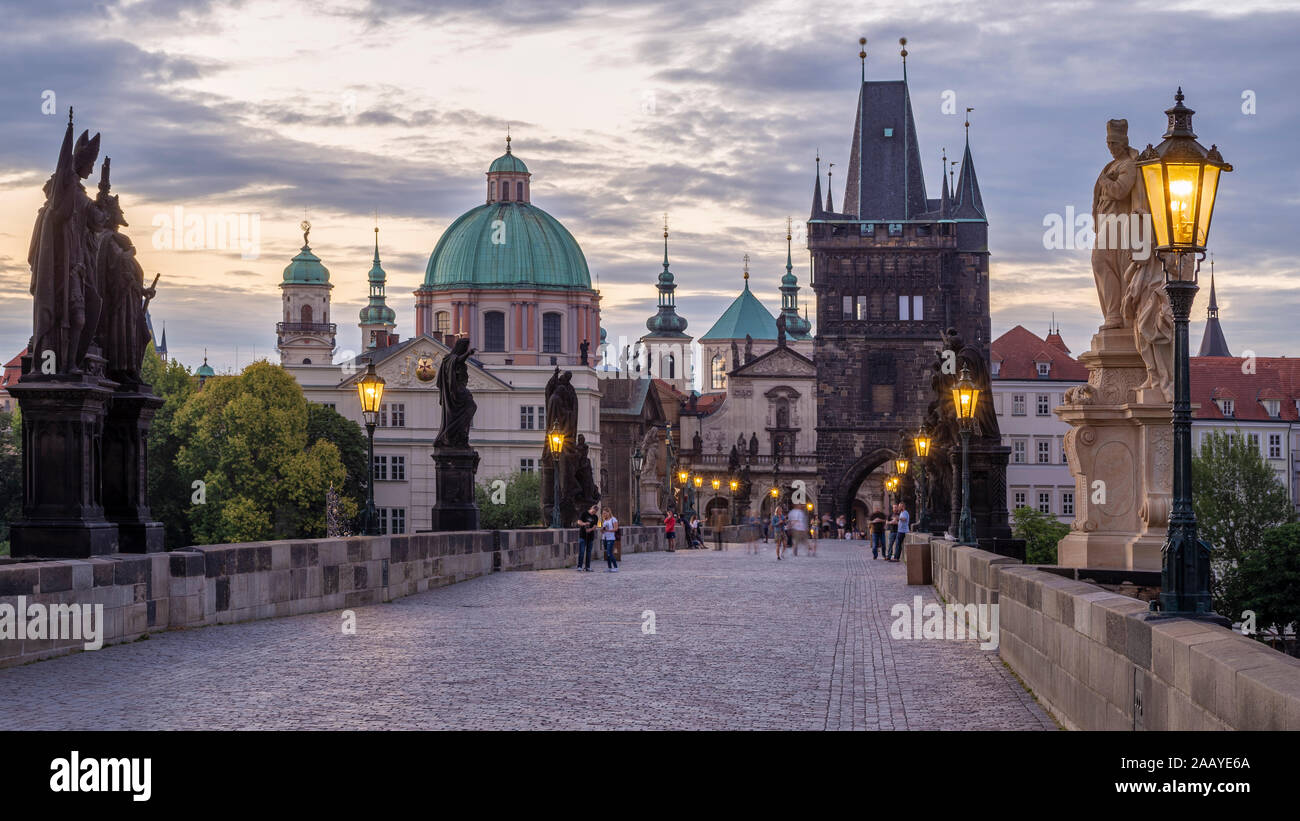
[700,281,778,341]
[360,231,396,325]
[423,202,590,290]
[489,152,530,174]
[283,243,329,285]
[196,357,215,378]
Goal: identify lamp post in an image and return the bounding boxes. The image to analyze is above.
[1136,88,1232,622]
[693,474,703,518]
[913,425,932,534]
[729,478,739,525]
[631,446,644,525]
[952,364,980,544]
[355,362,385,536]
[678,469,690,517]
[548,432,565,528]
[663,423,675,514]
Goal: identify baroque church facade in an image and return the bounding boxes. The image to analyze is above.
[277,141,603,534]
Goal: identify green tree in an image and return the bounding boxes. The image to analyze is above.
[1228,523,1300,652]
[1192,428,1295,614]
[142,346,197,548]
[305,402,367,528]
[173,360,352,544]
[0,407,20,554]
[1011,505,1069,564]
[475,471,543,529]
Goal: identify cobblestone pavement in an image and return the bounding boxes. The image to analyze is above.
[0,539,1056,730]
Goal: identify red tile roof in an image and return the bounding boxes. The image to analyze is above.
[2,350,25,392]
[1191,357,1300,421]
[991,325,1089,381]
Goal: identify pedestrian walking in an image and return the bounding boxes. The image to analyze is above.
[891,501,910,562]
[664,509,677,551]
[788,504,806,557]
[575,503,599,572]
[836,514,846,540]
[772,506,786,560]
[870,509,886,559]
[601,507,619,572]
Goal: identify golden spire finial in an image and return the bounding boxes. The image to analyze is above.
[743,253,750,281]
[506,123,512,152]
[663,212,668,238]
[786,215,792,242]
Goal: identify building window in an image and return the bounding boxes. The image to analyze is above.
[665,354,676,379]
[1217,398,1234,417]
[711,355,727,390]
[500,180,509,201]
[516,181,525,200]
[1036,394,1050,416]
[435,311,450,335]
[1037,492,1051,514]
[1062,439,1069,463]
[1036,361,1050,377]
[1013,491,1027,509]
[842,295,853,318]
[1062,492,1074,516]
[1248,433,1260,453]
[373,455,388,481]
[321,402,335,410]
[1013,440,1026,464]
[888,223,903,236]
[1037,440,1051,464]
[520,406,536,430]
[991,360,1001,377]
[520,458,537,473]
[378,404,388,427]
[1012,394,1026,416]
[301,304,313,323]
[542,312,562,353]
[1269,433,1282,459]
[391,456,405,481]
[1263,399,1281,418]
[378,508,406,535]
[866,351,895,414]
[484,311,505,351]
[856,295,867,320]
[389,403,405,427]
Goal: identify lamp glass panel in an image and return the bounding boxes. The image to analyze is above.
[1141,163,1170,249]
[1196,165,1220,248]
[1165,162,1201,247]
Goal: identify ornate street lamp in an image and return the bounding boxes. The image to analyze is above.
[548,432,565,528]
[1136,88,1232,623]
[692,474,703,518]
[951,364,980,544]
[663,423,675,515]
[631,446,644,525]
[729,478,739,525]
[355,361,385,536]
[913,424,932,533]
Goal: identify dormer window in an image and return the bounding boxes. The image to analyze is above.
[1263,399,1280,418]
[1036,361,1050,378]
[1217,398,1235,417]
[991,360,1002,378]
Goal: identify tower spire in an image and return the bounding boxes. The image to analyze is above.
[811,152,825,218]
[857,36,866,217]
[900,38,910,220]
[952,110,986,220]
[939,147,951,216]
[743,253,750,288]
[826,164,835,213]
[1196,254,1231,357]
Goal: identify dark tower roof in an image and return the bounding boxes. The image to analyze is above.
[644,219,689,338]
[1196,266,1231,357]
[951,135,985,220]
[842,80,928,220]
[939,150,951,217]
[810,155,824,218]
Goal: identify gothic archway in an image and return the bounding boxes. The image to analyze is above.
[831,447,910,519]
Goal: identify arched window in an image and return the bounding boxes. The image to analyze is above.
[711,355,727,390]
[302,358,311,364]
[516,180,524,200]
[484,311,506,351]
[499,180,509,201]
[542,312,562,353]
[435,311,450,335]
[300,304,313,324]
[666,354,675,379]
[776,398,790,429]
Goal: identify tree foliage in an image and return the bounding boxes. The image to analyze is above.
[0,407,20,554]
[1227,523,1300,650]
[142,346,197,548]
[173,360,352,545]
[305,402,368,528]
[475,470,543,530]
[1192,428,1295,614]
[1011,505,1069,565]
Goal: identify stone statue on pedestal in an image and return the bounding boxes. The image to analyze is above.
[542,367,581,526]
[1057,117,1177,570]
[430,337,481,530]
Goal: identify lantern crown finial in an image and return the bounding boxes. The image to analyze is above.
[1164,87,1197,138]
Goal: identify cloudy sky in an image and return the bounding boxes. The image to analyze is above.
[1,0,1297,375]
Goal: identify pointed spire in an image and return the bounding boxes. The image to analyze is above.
[743,253,750,289]
[780,218,812,340]
[952,113,986,220]
[1197,254,1231,357]
[811,152,825,218]
[645,215,688,338]
[785,216,794,275]
[360,220,395,335]
[159,322,168,357]
[825,164,835,213]
[662,212,670,271]
[939,148,951,217]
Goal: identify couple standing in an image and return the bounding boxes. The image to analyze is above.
[871,501,909,562]
[576,504,619,572]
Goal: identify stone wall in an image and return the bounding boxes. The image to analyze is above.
[0,526,665,669]
[930,537,1300,730]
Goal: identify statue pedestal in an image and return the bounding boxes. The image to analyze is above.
[103,390,166,553]
[8,375,120,558]
[1057,329,1172,571]
[638,477,664,526]
[430,446,480,532]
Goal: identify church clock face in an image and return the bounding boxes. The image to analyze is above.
[415,355,436,382]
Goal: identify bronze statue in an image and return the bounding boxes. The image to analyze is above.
[29,109,102,376]
[434,338,477,448]
[580,338,589,366]
[92,158,156,386]
[744,333,754,364]
[748,431,759,459]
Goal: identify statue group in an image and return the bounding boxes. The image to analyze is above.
[541,367,600,525]
[11,110,164,557]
